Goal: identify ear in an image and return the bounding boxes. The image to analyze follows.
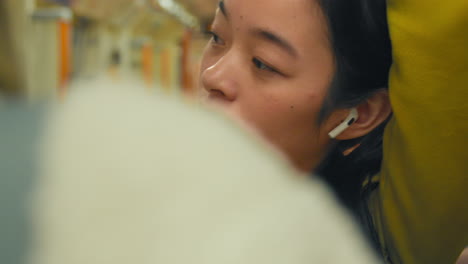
[333,89,392,140]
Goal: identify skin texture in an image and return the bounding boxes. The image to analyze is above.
[199,0,391,172]
[199,0,337,171]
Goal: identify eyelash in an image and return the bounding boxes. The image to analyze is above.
[208,31,280,75]
[208,31,223,45]
[252,58,278,73]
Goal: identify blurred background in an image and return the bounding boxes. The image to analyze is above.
[0,0,218,101]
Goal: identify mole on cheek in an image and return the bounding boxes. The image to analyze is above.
[290,105,295,110]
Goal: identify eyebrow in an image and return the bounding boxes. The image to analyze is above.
[217,1,297,59]
[218,1,228,18]
[252,29,298,58]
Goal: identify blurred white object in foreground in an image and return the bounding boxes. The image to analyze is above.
[29,79,380,264]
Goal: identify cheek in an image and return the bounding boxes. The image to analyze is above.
[274,98,321,134]
[238,88,324,138]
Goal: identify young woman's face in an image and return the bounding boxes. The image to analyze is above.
[199,0,336,171]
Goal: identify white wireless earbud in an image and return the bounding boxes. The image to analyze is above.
[328,108,359,139]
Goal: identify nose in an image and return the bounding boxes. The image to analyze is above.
[201,54,239,102]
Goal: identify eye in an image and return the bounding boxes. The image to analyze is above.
[208,31,224,45]
[252,58,277,73]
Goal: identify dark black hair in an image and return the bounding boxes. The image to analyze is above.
[314,0,392,211]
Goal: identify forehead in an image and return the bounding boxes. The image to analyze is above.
[220,0,330,56]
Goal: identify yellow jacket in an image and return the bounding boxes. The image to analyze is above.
[369,0,468,263]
